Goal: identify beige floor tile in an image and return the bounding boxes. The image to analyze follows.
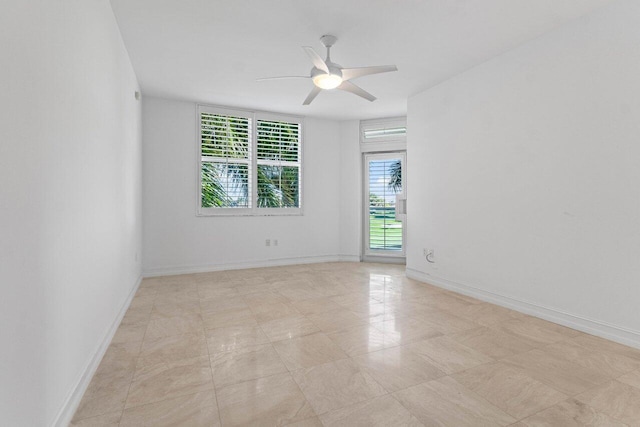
[277,283,325,301]
[120,305,153,326]
[138,332,208,367]
[210,344,288,388]
[126,356,214,408]
[197,284,239,300]
[346,302,389,320]
[453,362,568,419]
[129,293,156,309]
[544,340,640,378]
[250,302,301,323]
[120,390,220,427]
[273,332,348,370]
[570,334,640,362]
[618,369,640,389]
[135,286,158,298]
[153,289,199,305]
[260,314,320,342]
[371,317,443,344]
[206,324,270,353]
[145,313,204,341]
[455,302,524,327]
[291,297,344,316]
[111,321,148,344]
[292,359,386,415]
[155,278,198,292]
[69,411,122,426]
[307,309,367,334]
[200,295,249,314]
[450,327,537,359]
[319,395,423,426]
[243,291,290,307]
[392,376,515,426]
[576,380,640,426]
[503,349,611,395]
[98,340,142,376]
[329,292,383,308]
[311,282,352,298]
[152,276,197,288]
[202,307,258,329]
[235,282,275,295]
[518,398,627,427]
[420,292,475,313]
[283,416,323,427]
[352,346,445,393]
[151,301,201,318]
[77,263,640,427]
[494,317,582,345]
[73,370,133,421]
[217,372,315,426]
[406,335,494,374]
[409,308,479,334]
[328,323,400,356]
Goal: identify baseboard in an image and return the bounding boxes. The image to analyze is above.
[52,274,142,427]
[406,268,640,350]
[143,254,359,277]
[338,254,361,262]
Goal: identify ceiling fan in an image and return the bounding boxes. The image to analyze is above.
[257,35,398,105]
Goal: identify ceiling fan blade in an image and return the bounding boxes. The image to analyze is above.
[303,86,321,105]
[338,81,376,102]
[302,46,329,73]
[256,76,309,81]
[341,65,398,81]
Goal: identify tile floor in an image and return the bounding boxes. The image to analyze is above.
[71,262,640,426]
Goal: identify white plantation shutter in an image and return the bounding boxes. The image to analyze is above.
[198,105,303,215]
[363,126,406,140]
[360,117,407,153]
[200,111,252,209]
[256,119,301,209]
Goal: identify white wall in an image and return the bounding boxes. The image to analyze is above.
[338,120,362,260]
[407,0,640,347]
[142,97,342,274]
[0,1,142,425]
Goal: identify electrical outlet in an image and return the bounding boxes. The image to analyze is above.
[424,248,435,263]
[265,239,270,246]
[274,239,278,246]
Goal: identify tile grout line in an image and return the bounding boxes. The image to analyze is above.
[201,283,224,426]
[117,288,156,425]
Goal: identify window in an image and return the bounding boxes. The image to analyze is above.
[360,117,407,144]
[198,105,302,215]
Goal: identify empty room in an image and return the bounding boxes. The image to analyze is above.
[2,0,640,426]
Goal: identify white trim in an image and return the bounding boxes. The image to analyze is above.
[363,152,407,258]
[52,275,142,427]
[363,255,405,264]
[338,254,361,262]
[143,255,353,277]
[406,268,640,350]
[360,141,406,153]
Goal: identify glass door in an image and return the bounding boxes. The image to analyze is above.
[364,152,406,258]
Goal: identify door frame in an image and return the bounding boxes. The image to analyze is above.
[362,151,406,262]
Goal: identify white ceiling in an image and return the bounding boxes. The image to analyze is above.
[110,0,614,120]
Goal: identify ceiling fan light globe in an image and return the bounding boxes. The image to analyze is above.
[312,73,342,90]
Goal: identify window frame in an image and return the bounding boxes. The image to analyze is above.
[196,104,304,217]
[360,117,407,153]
